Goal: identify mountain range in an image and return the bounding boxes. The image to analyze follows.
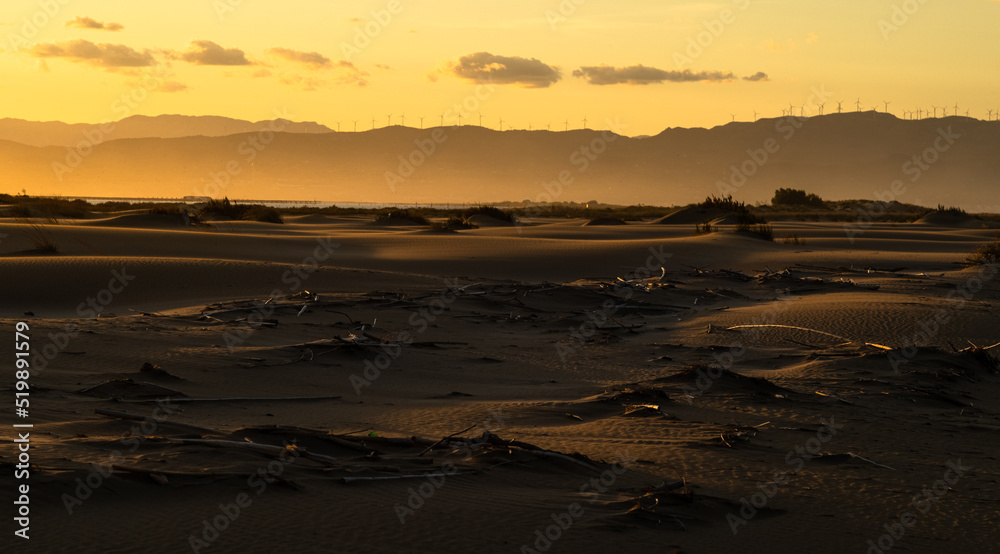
[0,113,996,210]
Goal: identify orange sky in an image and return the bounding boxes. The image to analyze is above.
[2,0,999,135]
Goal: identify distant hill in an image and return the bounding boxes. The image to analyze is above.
[0,114,333,147]
[0,112,997,210]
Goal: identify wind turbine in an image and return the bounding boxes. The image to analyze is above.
[499,117,504,132]
[582,116,588,129]
[753,110,759,122]
[440,114,445,126]
[353,120,358,132]
[528,123,532,130]
[478,113,484,127]
[371,116,376,130]
[883,100,890,114]
[837,101,843,114]
[953,103,959,117]
[457,114,462,126]
[788,102,795,116]
[965,109,970,117]
[400,114,405,127]
[730,113,736,122]
[915,108,921,119]
[419,116,424,129]
[856,98,862,112]
[547,123,551,130]
[988,109,994,121]
[799,106,805,117]
[387,114,392,127]
[930,105,938,118]
[335,121,341,132]
[818,103,825,115]
[564,119,569,131]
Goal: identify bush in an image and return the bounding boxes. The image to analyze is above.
[372,209,430,225]
[200,197,283,223]
[698,194,747,211]
[7,197,89,220]
[462,205,514,222]
[772,188,825,207]
[694,222,715,235]
[736,222,774,241]
[782,233,804,245]
[243,205,284,224]
[965,240,1000,266]
[936,204,967,216]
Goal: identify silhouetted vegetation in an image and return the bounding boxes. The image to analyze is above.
[694,195,769,225]
[965,240,1000,267]
[430,216,479,231]
[5,196,89,220]
[693,222,715,235]
[736,222,774,241]
[372,209,430,225]
[936,204,968,216]
[462,205,514,222]
[781,233,805,245]
[772,188,826,207]
[201,197,283,223]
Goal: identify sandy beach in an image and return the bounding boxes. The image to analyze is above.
[2,212,998,553]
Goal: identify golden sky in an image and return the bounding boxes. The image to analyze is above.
[2,0,998,135]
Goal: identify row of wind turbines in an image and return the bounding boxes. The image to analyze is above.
[326,102,1000,132]
[733,100,1000,122]
[328,114,598,132]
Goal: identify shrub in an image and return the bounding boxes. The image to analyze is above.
[243,205,284,224]
[462,205,514,222]
[7,197,89,220]
[782,233,804,245]
[372,209,430,225]
[965,240,1000,266]
[200,197,283,223]
[736,222,774,241]
[936,204,968,216]
[694,222,715,235]
[772,188,825,207]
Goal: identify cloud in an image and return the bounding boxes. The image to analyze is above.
[65,16,124,31]
[181,40,251,66]
[29,39,154,68]
[268,47,331,69]
[572,64,735,85]
[375,63,391,70]
[277,60,368,90]
[742,71,769,82]
[445,52,560,88]
[158,81,189,92]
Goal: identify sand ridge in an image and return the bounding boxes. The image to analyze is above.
[1,215,998,553]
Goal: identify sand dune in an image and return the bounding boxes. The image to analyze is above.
[2,215,998,553]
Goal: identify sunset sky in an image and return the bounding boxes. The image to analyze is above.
[2,0,998,136]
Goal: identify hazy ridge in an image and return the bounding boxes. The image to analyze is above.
[0,113,997,210]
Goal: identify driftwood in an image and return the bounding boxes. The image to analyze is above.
[165,438,339,466]
[94,408,225,435]
[118,395,342,404]
[341,472,477,484]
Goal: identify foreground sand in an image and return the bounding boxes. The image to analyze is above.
[2,215,998,553]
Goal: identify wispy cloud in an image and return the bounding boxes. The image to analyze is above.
[573,64,736,85]
[65,16,124,32]
[29,40,154,68]
[742,71,769,82]
[443,52,560,88]
[268,47,331,69]
[180,40,252,66]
